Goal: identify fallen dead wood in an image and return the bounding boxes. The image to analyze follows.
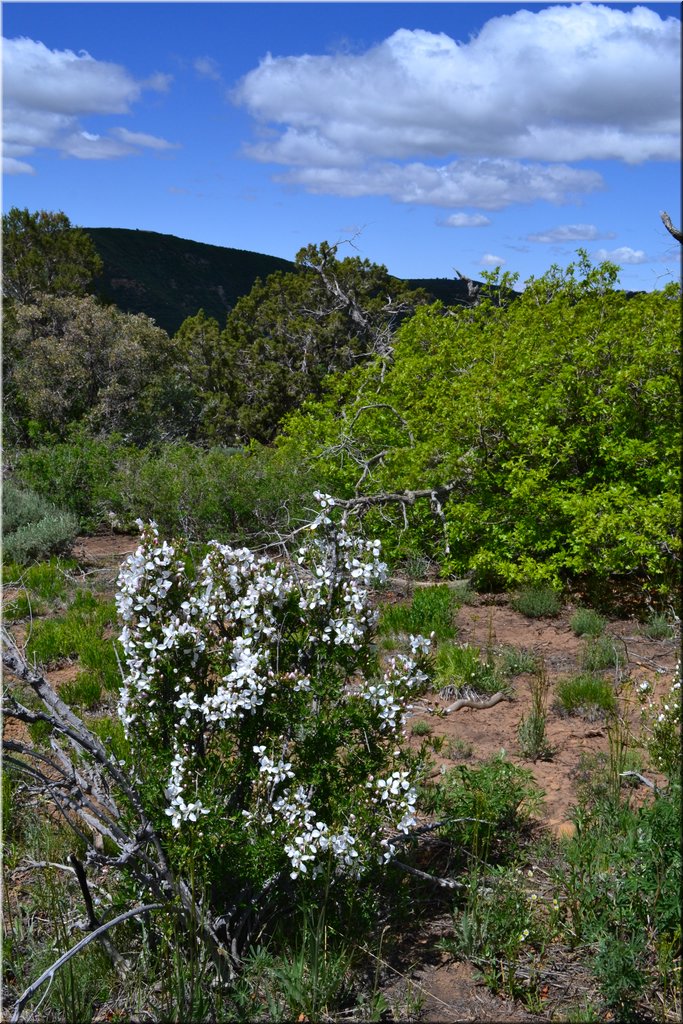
[443,690,512,715]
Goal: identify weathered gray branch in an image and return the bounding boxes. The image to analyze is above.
[10,903,164,1023]
[443,691,512,715]
[660,210,683,243]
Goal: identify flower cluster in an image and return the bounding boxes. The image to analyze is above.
[638,660,681,779]
[115,501,429,883]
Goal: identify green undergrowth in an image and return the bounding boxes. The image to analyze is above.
[378,584,460,642]
[3,480,79,565]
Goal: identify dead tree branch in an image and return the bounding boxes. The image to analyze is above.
[2,628,238,981]
[443,691,512,715]
[10,903,164,1023]
[660,211,683,243]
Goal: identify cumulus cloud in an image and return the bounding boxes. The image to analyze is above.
[233,4,679,209]
[527,224,618,243]
[480,254,506,266]
[441,212,491,228]
[594,246,648,264]
[2,36,176,172]
[278,158,603,209]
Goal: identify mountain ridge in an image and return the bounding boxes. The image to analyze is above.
[84,226,483,334]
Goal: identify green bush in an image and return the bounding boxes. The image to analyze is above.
[421,754,541,860]
[2,480,78,565]
[581,635,624,671]
[378,585,458,641]
[14,434,318,543]
[511,586,562,618]
[555,674,617,718]
[278,257,680,597]
[570,607,606,637]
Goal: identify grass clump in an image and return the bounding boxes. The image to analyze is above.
[410,719,433,737]
[24,591,120,691]
[59,674,104,710]
[444,738,474,761]
[517,665,555,762]
[555,673,617,719]
[570,607,606,637]
[2,592,47,621]
[435,641,503,698]
[511,585,562,619]
[497,645,539,676]
[642,612,675,641]
[379,585,458,641]
[580,635,624,672]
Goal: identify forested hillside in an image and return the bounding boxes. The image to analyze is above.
[84,227,298,334]
[83,226,487,334]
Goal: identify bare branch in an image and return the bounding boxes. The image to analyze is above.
[392,859,466,890]
[10,903,164,1023]
[660,210,683,244]
[443,691,512,715]
[620,770,659,792]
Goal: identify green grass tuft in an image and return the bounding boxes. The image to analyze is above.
[555,674,617,718]
[570,607,606,637]
[511,586,562,618]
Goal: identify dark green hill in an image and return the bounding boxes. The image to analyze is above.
[84,228,298,334]
[84,227,490,334]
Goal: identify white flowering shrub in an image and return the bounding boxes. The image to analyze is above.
[115,496,431,907]
[638,661,681,781]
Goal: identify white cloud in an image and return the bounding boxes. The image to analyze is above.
[233,4,679,209]
[278,159,603,209]
[3,156,35,175]
[113,127,179,150]
[594,246,648,265]
[527,224,617,243]
[441,212,491,228]
[194,56,222,82]
[480,254,506,266]
[2,36,176,171]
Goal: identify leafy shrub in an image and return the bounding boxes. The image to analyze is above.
[114,509,432,929]
[2,480,78,565]
[580,635,623,671]
[570,607,606,637]
[422,755,541,860]
[555,674,617,718]
[435,641,502,697]
[379,585,458,641]
[511,586,562,618]
[14,434,318,542]
[279,257,680,596]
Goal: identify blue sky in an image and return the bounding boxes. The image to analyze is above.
[2,1,681,290]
